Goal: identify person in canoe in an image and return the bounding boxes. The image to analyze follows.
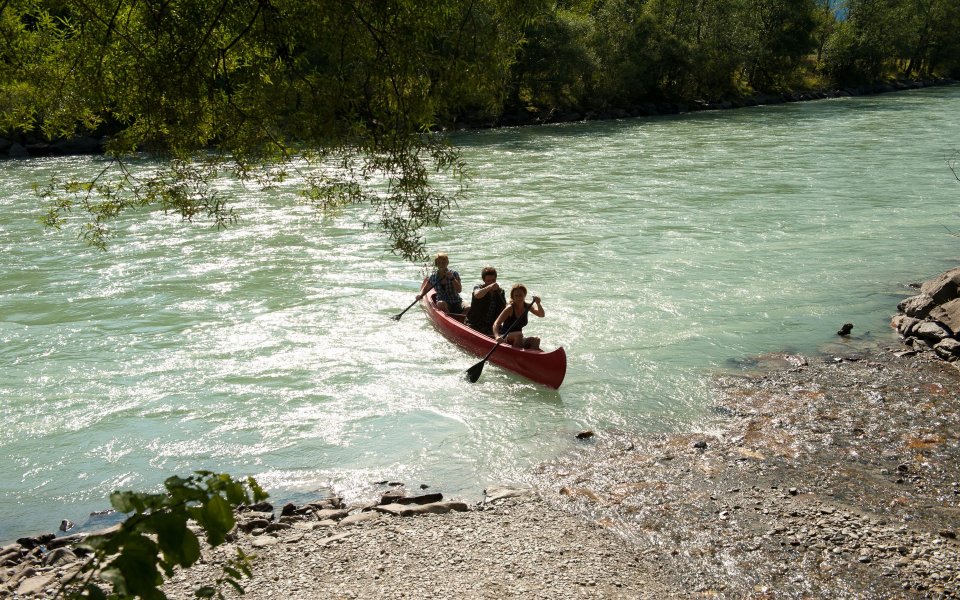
[465,266,506,337]
[493,283,545,350]
[417,252,464,314]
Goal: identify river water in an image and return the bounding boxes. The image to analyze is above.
[2,86,958,542]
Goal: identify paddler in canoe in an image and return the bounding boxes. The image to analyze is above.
[416,252,464,315]
[465,266,506,337]
[493,283,545,350]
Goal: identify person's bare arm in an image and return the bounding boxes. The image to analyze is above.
[530,296,545,318]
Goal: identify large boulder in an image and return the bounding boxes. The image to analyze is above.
[897,294,935,318]
[920,267,960,304]
[934,338,960,361]
[893,267,960,364]
[7,142,29,158]
[928,298,960,334]
[53,136,103,155]
[890,314,921,336]
[914,321,950,342]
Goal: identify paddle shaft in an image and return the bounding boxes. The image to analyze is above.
[466,302,533,382]
[392,279,436,320]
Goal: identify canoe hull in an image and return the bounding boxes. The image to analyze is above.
[421,290,566,389]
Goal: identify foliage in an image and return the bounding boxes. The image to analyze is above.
[587,0,656,105]
[1,0,533,260]
[820,0,960,84]
[741,0,819,90]
[508,5,597,113]
[2,1,959,257]
[59,471,268,600]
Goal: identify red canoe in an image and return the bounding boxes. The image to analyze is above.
[421,289,567,389]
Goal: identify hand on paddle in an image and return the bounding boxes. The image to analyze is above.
[466,302,533,383]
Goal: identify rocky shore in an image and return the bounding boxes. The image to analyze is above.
[3,272,959,599]
[892,267,960,363]
[538,344,959,598]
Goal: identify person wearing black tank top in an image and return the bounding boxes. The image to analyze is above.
[493,283,545,350]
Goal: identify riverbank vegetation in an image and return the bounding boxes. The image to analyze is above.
[498,0,960,119]
[2,0,959,255]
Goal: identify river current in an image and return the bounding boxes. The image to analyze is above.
[2,86,958,542]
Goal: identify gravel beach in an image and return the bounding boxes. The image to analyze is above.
[162,340,957,600]
[163,493,675,600]
[538,345,960,598]
[4,341,958,599]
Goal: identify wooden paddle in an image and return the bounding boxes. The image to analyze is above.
[392,279,434,321]
[465,303,532,383]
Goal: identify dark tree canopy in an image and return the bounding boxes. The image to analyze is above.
[3,0,957,259]
[1,0,533,259]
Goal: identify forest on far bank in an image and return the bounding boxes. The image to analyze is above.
[4,0,959,140]
[497,0,960,120]
[2,0,958,258]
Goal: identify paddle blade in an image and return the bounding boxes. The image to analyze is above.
[392,298,418,321]
[465,360,485,383]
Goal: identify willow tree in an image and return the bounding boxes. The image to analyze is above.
[1,0,533,259]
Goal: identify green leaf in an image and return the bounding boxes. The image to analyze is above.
[195,586,216,598]
[150,511,202,568]
[110,490,139,513]
[247,477,268,502]
[188,493,235,547]
[226,578,246,595]
[109,534,165,599]
[84,583,109,600]
[205,494,236,545]
[224,480,247,506]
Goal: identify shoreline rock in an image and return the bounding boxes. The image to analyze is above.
[892,267,960,363]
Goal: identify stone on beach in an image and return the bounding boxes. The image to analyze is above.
[897,294,935,318]
[374,501,469,517]
[483,485,533,503]
[934,338,960,361]
[929,298,960,333]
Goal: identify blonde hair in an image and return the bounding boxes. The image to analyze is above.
[509,283,527,304]
[433,252,449,268]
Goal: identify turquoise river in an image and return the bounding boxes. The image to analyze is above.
[2,85,959,542]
